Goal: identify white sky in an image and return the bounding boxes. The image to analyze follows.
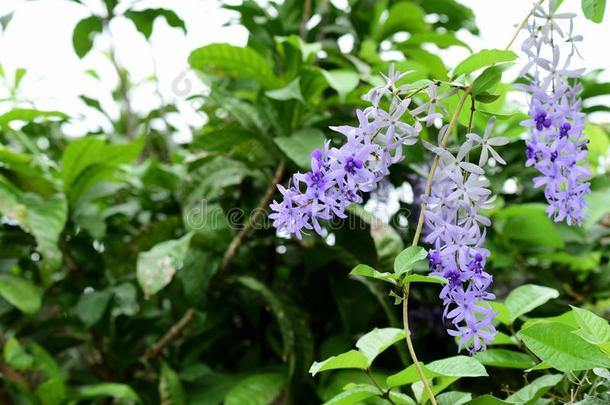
[0,0,608,140]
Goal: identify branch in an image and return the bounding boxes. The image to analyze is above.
[146,308,195,359]
[0,361,30,389]
[216,159,286,279]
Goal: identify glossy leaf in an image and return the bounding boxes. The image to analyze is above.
[504,284,559,323]
[451,49,517,78]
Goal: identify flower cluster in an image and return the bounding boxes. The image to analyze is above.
[424,118,507,353]
[270,67,453,239]
[518,0,590,225]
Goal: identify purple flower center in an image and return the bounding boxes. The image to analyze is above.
[550,151,558,162]
[534,110,552,131]
[307,170,325,189]
[427,251,442,270]
[344,156,363,175]
[559,122,571,138]
[443,269,462,289]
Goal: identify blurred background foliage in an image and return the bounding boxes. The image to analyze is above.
[0,0,608,403]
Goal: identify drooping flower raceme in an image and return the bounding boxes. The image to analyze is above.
[270,66,439,239]
[518,1,590,225]
[424,117,507,353]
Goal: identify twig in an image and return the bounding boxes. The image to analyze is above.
[0,361,30,388]
[216,159,286,279]
[146,308,195,359]
[504,0,546,51]
[106,22,136,139]
[365,369,396,405]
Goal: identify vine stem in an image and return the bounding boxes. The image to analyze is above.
[504,0,545,51]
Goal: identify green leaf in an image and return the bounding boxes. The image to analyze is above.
[61,137,143,204]
[571,306,610,345]
[159,362,185,405]
[323,384,379,405]
[437,391,472,405]
[3,337,34,370]
[224,373,284,405]
[582,0,606,22]
[136,232,194,297]
[375,2,428,41]
[403,32,471,51]
[518,322,610,372]
[402,274,447,284]
[349,264,398,285]
[426,355,488,377]
[494,203,564,248]
[309,350,369,376]
[504,284,560,323]
[506,374,563,403]
[77,383,141,402]
[451,49,517,78]
[487,302,511,325]
[472,63,513,96]
[386,362,437,388]
[0,274,42,315]
[188,43,279,88]
[75,289,113,327]
[265,77,304,102]
[322,70,359,101]
[393,246,428,275]
[355,327,405,366]
[584,186,610,229]
[463,395,511,405]
[72,16,103,58]
[474,349,536,369]
[0,108,68,125]
[125,8,186,39]
[274,128,325,169]
[29,343,66,405]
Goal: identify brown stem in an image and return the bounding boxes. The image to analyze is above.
[300,0,312,39]
[216,159,286,279]
[0,361,30,389]
[146,308,195,359]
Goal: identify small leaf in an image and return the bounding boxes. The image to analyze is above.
[451,49,517,78]
[518,322,610,372]
[77,383,141,403]
[265,78,304,102]
[582,0,606,23]
[75,289,113,327]
[274,128,325,169]
[349,264,398,285]
[402,274,447,285]
[393,246,428,275]
[426,356,488,377]
[437,391,472,405]
[0,274,42,315]
[506,374,563,403]
[474,349,536,369]
[188,43,279,89]
[571,306,610,345]
[224,373,284,405]
[137,233,194,297]
[323,384,379,405]
[322,69,359,101]
[3,337,34,370]
[355,327,405,366]
[159,362,185,405]
[72,16,103,58]
[504,284,559,323]
[472,63,513,96]
[309,350,369,376]
[125,8,186,39]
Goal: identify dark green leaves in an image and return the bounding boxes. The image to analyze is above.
[472,63,513,99]
[582,0,606,22]
[72,16,103,58]
[188,43,279,88]
[125,9,186,39]
[224,373,285,405]
[451,49,517,78]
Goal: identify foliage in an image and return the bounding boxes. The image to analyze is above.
[0,0,609,404]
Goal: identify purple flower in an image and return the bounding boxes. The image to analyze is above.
[518,4,591,226]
